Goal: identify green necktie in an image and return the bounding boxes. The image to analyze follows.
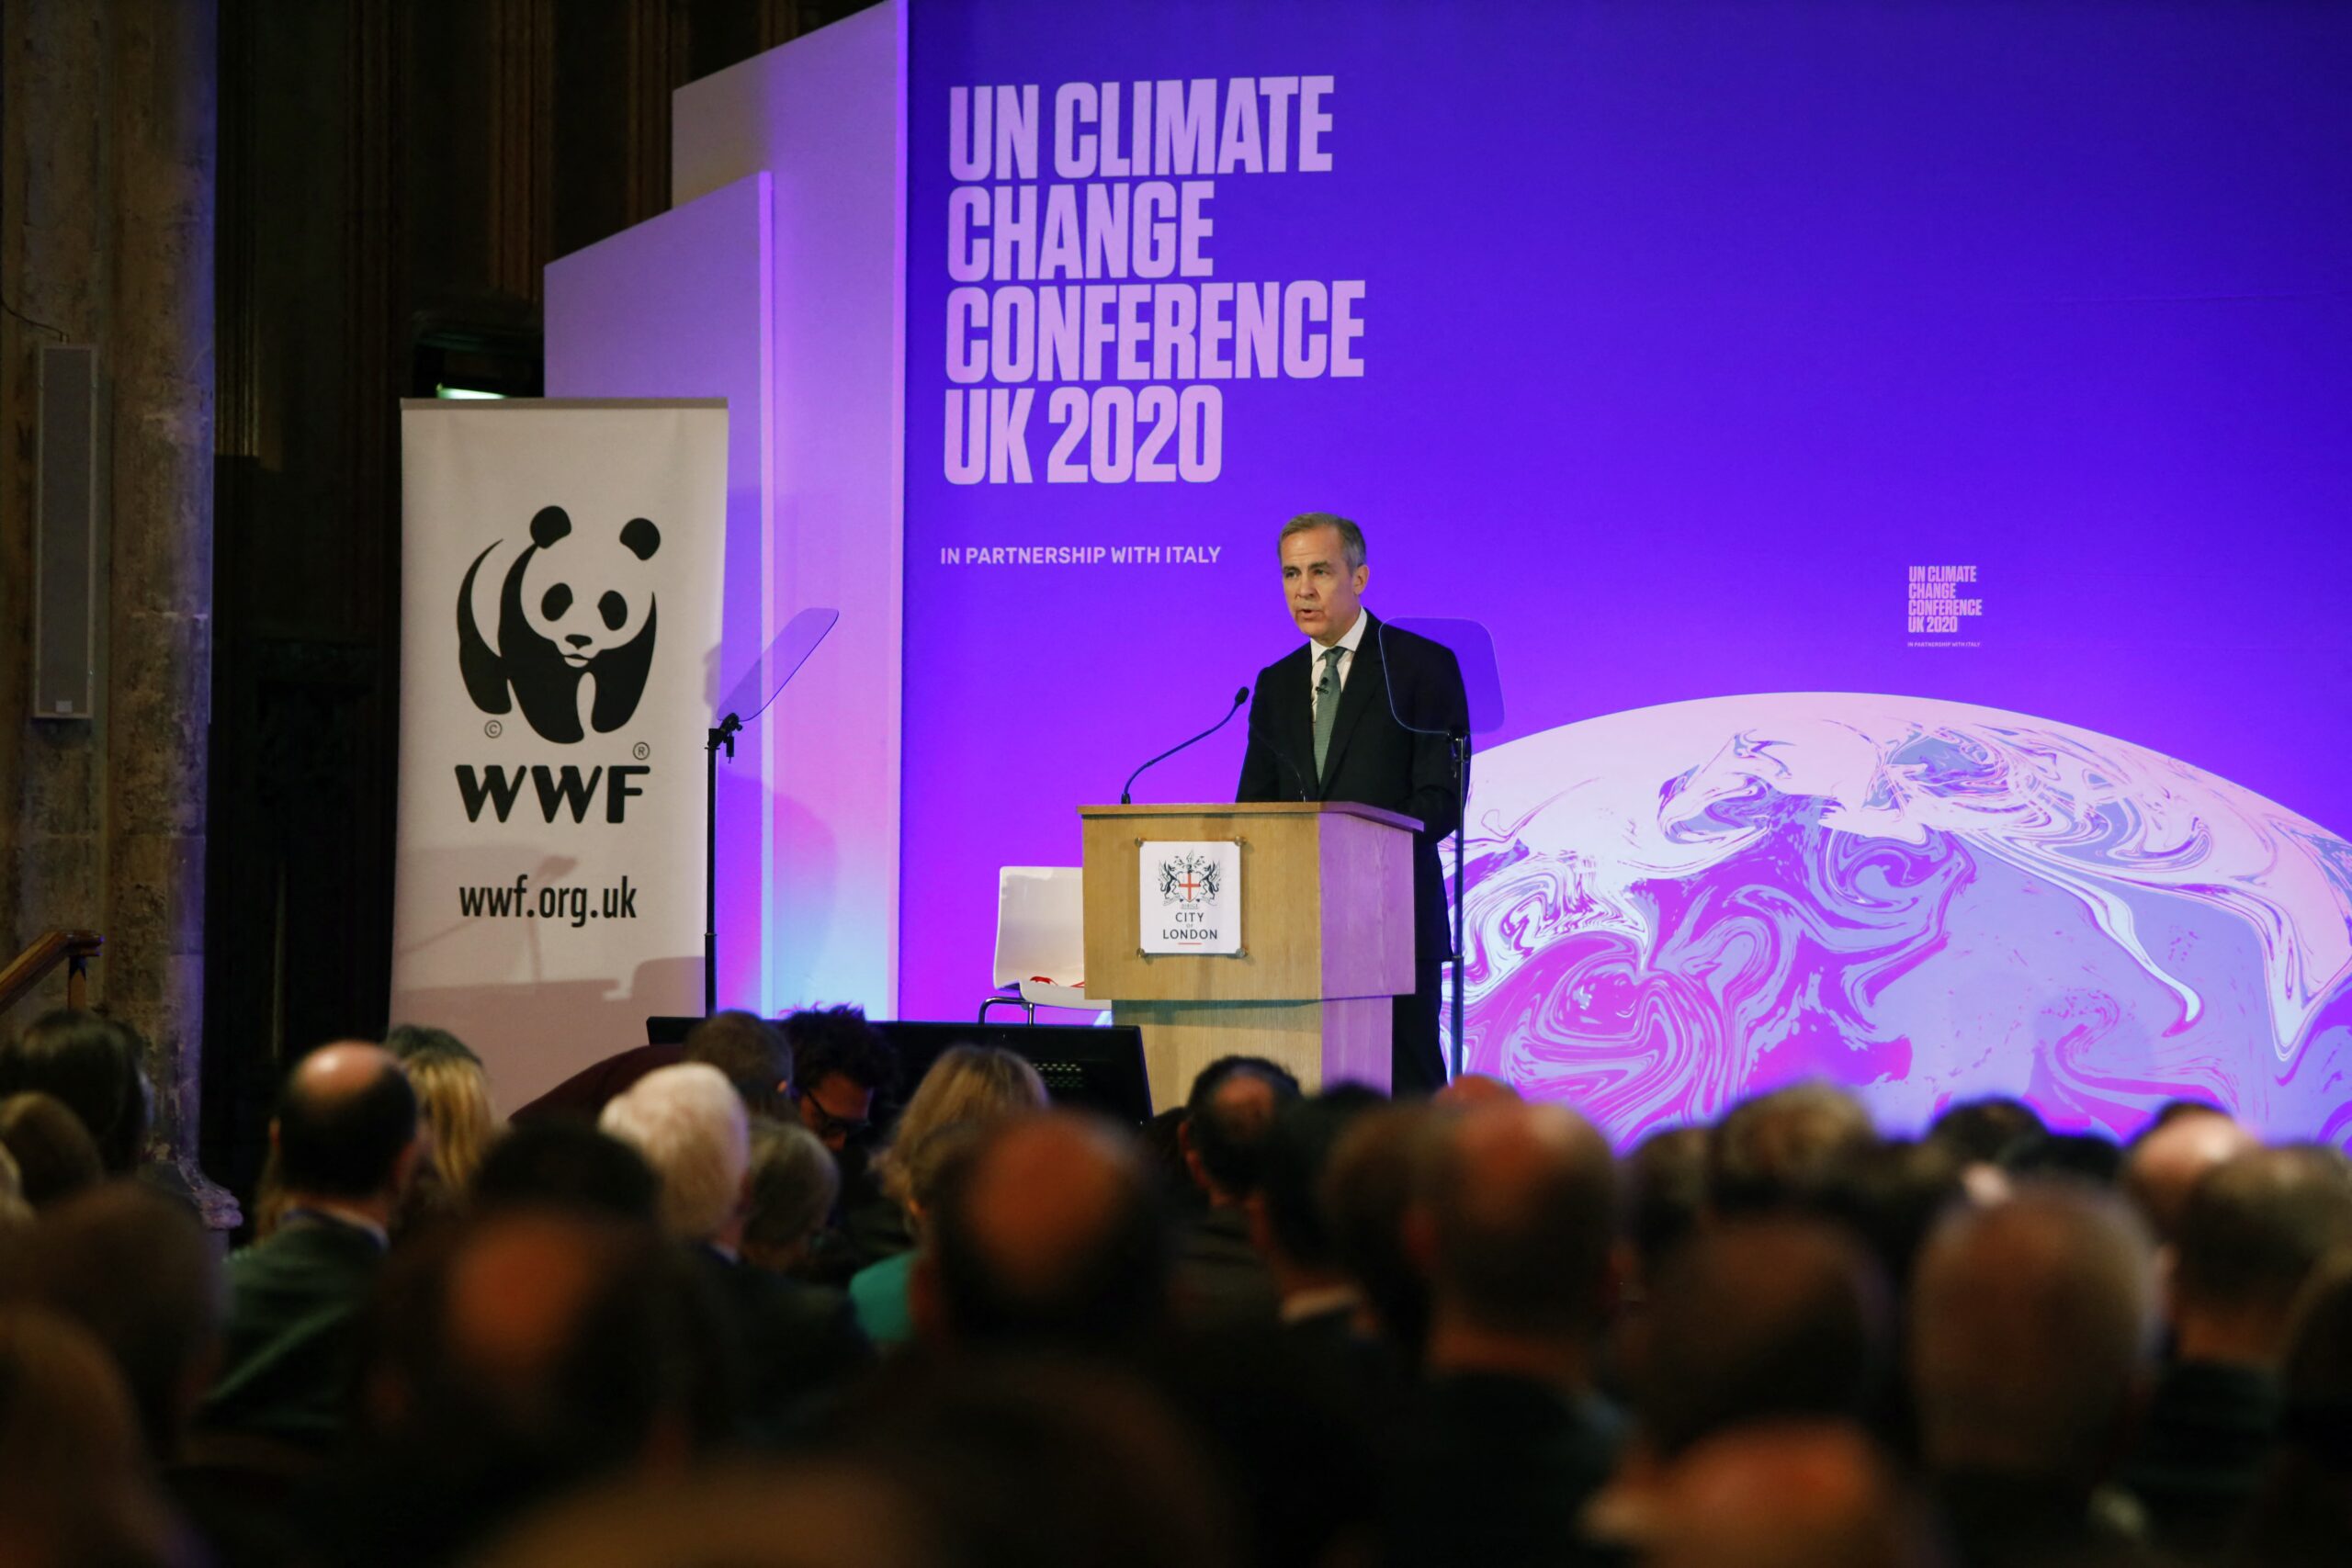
[1312,643,1347,782]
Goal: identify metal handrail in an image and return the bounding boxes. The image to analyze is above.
[0,930,104,1015]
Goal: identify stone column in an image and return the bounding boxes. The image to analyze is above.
[104,0,216,1156]
[1,3,112,1022]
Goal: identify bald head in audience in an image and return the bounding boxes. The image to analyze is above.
[1412,1101,1618,1379]
[1909,1183,2156,1484]
[1649,1421,1938,1568]
[474,1461,944,1568]
[276,1042,422,1222]
[922,1112,1171,1351]
[2123,1107,2256,1242]
[1432,1073,1521,1109]
[366,1207,732,1473]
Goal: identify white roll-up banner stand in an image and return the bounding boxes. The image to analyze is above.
[391,400,728,1111]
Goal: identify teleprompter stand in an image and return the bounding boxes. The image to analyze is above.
[705,607,838,1015]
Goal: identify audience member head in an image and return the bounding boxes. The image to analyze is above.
[681,1010,795,1119]
[274,1041,421,1213]
[2236,1248,2352,1562]
[470,1118,660,1223]
[383,1022,473,1061]
[1432,1072,1521,1108]
[1909,1181,2156,1486]
[598,1063,749,1245]
[878,1043,1048,1211]
[0,1305,182,1568]
[1648,1420,1939,1568]
[1710,1081,1876,1217]
[1812,1137,1966,1292]
[741,1117,840,1272]
[429,1210,731,1450]
[2168,1145,2352,1368]
[0,1009,149,1173]
[388,1032,501,1198]
[1637,1216,1891,1459]
[922,1111,1171,1352]
[1928,1096,2044,1166]
[1323,1102,1442,1360]
[1626,1124,1711,1282]
[0,1090,105,1208]
[2000,1128,2125,1187]
[351,1209,740,1563]
[2123,1105,2256,1241]
[838,1355,1238,1568]
[6,1180,222,1461]
[783,1006,896,1153]
[1411,1101,1619,1360]
[1140,1106,1196,1211]
[472,1461,944,1568]
[1249,1087,1383,1286]
[1182,1055,1302,1206]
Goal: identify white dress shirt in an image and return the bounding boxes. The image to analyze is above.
[1307,608,1370,722]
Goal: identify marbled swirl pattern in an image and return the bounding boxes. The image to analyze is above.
[1454,695,2352,1147]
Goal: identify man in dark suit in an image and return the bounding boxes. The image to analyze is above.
[599,1063,871,1438]
[1236,513,1469,1093]
[1171,1055,1297,1328]
[1386,1101,1627,1568]
[199,1041,421,1445]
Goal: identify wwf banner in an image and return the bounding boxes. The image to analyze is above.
[391,400,727,1111]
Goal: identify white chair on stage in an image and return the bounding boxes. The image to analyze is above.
[979,865,1112,1022]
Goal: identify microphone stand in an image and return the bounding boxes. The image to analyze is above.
[704,712,741,1016]
[1447,728,1471,1077]
[1122,689,1249,805]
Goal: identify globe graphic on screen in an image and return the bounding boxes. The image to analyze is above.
[1454,694,2352,1147]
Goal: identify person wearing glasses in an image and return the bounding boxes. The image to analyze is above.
[783,1006,896,1154]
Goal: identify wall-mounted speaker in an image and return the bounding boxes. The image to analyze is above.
[33,343,97,720]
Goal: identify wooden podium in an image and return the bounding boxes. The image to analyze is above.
[1079,802,1419,1109]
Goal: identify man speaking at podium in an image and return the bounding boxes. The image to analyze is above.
[1236,513,1468,1094]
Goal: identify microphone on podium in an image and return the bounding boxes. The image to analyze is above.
[1121,687,1250,805]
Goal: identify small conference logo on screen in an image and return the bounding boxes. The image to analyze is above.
[1905,564,1984,648]
[449,503,660,828]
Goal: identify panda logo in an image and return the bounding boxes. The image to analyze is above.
[457,504,662,744]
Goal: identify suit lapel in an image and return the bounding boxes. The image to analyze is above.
[1318,613,1385,795]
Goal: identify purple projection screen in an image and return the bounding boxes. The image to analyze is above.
[898,0,2352,1144]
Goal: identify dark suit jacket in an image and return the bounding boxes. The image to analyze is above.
[695,1247,874,1441]
[198,1215,387,1444]
[1173,1204,1281,1329]
[1385,1374,1626,1568]
[1236,612,1468,967]
[2118,1358,2280,1560]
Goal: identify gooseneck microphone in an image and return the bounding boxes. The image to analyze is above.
[1249,708,1314,801]
[1122,687,1250,805]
